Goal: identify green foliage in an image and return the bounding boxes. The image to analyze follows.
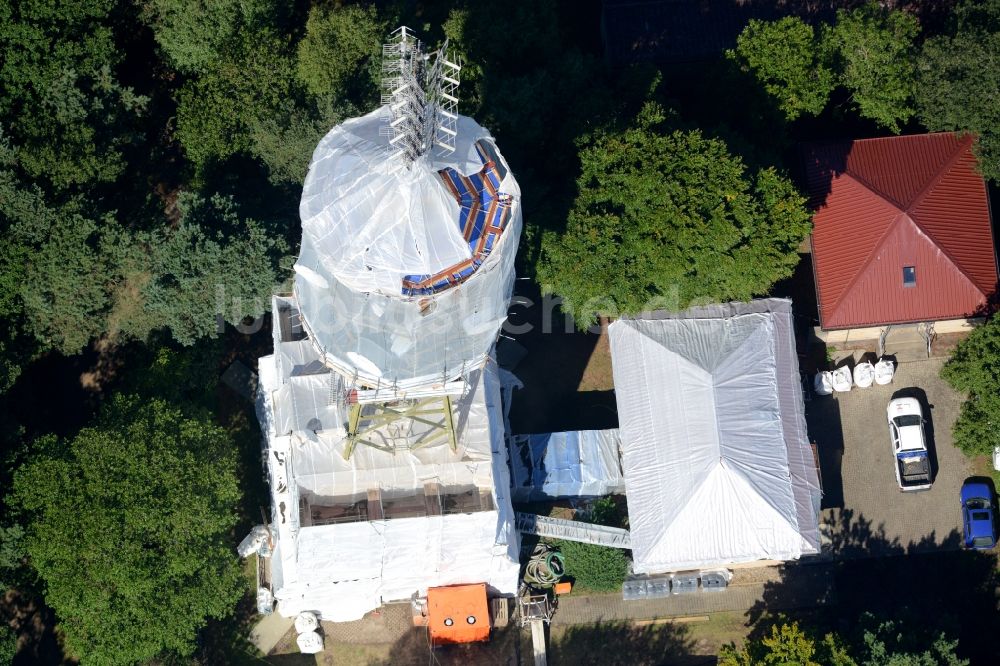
[555,539,629,592]
[941,317,1000,457]
[728,17,834,120]
[0,625,15,666]
[721,618,966,666]
[824,3,920,133]
[0,524,25,590]
[857,615,967,666]
[12,395,244,665]
[175,28,298,168]
[729,4,918,131]
[139,0,283,73]
[296,4,383,102]
[719,622,831,666]
[537,103,811,329]
[137,192,288,345]
[917,0,1000,182]
[0,0,147,188]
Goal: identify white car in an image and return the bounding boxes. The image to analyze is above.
[886,397,933,491]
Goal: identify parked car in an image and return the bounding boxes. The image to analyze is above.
[886,397,932,491]
[960,481,998,550]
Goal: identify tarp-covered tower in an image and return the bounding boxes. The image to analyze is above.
[256,27,522,621]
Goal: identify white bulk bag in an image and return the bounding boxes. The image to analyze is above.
[831,367,852,392]
[874,358,895,385]
[294,612,319,634]
[296,630,323,654]
[853,361,875,388]
[814,371,834,396]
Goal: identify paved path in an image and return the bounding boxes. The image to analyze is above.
[552,564,834,626]
[808,357,970,558]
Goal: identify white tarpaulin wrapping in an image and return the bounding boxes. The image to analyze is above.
[294,106,522,387]
[258,299,520,620]
[510,429,625,501]
[609,299,822,574]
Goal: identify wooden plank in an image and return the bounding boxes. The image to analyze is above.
[367,487,384,520]
[424,482,442,516]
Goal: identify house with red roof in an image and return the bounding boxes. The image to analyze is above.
[803,132,997,341]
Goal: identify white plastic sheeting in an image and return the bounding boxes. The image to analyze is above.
[257,299,520,620]
[509,430,625,501]
[609,299,822,574]
[294,106,522,387]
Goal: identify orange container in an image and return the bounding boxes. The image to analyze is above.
[554,581,573,595]
[427,583,490,645]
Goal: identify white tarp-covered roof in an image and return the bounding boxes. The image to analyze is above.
[609,299,821,574]
[293,106,522,387]
[510,429,625,501]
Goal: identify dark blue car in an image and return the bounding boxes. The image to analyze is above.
[961,481,998,549]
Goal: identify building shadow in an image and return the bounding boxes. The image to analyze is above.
[806,395,845,509]
[505,281,618,435]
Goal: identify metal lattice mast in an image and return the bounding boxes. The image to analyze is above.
[380,26,461,165]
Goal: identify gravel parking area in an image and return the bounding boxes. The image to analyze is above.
[808,357,972,558]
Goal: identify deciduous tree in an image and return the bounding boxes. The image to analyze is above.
[728,17,834,120]
[916,0,1000,182]
[12,396,245,665]
[941,316,1000,457]
[537,103,811,329]
[824,3,920,133]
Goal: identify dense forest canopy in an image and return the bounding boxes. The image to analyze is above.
[0,0,998,663]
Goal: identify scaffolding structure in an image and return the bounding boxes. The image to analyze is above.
[380,26,461,163]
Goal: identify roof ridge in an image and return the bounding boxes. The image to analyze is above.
[718,457,801,534]
[820,173,907,324]
[905,215,987,297]
[905,137,992,294]
[842,160,909,211]
[905,133,971,213]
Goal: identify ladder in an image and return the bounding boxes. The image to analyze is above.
[515,512,631,549]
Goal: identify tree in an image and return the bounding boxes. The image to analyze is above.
[175,28,298,168]
[940,316,1000,457]
[728,17,835,120]
[0,0,147,188]
[856,615,967,666]
[0,626,14,666]
[823,4,920,133]
[138,0,284,73]
[728,4,919,131]
[296,3,384,103]
[917,0,1000,182]
[135,192,288,345]
[12,396,245,665]
[719,623,830,666]
[537,103,811,329]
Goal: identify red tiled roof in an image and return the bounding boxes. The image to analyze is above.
[804,132,997,329]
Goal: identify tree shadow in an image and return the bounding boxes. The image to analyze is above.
[745,507,999,663]
[548,620,699,666]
